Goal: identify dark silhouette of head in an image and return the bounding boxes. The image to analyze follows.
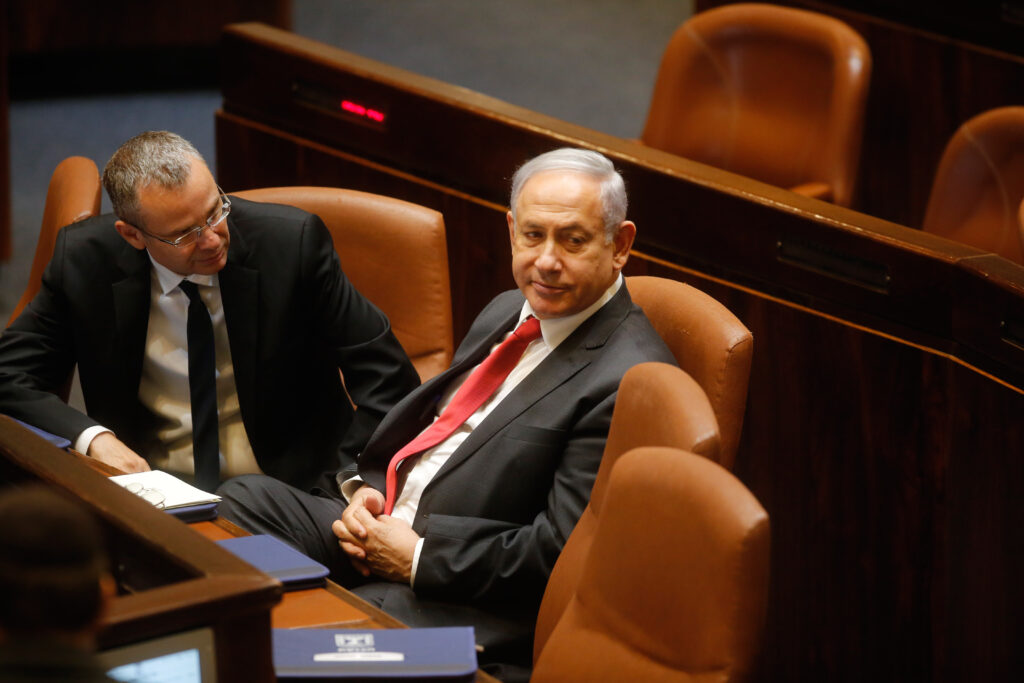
[0,484,111,646]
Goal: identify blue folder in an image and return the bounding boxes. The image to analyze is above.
[216,534,330,591]
[8,417,72,449]
[272,627,477,681]
[167,501,219,523]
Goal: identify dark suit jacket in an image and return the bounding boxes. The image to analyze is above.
[349,285,676,657]
[0,196,419,489]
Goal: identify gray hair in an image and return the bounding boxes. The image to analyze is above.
[509,147,628,242]
[102,131,204,225]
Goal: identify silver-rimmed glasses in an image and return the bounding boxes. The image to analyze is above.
[125,481,166,509]
[131,188,231,248]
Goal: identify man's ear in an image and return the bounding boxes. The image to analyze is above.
[115,220,147,251]
[611,220,637,271]
[507,211,516,246]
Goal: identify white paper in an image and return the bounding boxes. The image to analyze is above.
[110,470,221,510]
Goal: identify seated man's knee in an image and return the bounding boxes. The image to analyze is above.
[215,474,288,522]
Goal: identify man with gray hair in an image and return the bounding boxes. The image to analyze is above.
[217,147,677,680]
[0,131,419,491]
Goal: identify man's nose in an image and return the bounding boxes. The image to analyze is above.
[534,240,561,270]
[196,225,220,249]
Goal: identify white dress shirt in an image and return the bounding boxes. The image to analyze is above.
[77,256,262,483]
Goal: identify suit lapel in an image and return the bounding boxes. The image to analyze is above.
[111,248,152,402]
[389,306,519,447]
[218,223,259,417]
[359,300,521,490]
[435,286,633,478]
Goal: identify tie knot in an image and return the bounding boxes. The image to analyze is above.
[179,280,201,302]
[514,316,542,343]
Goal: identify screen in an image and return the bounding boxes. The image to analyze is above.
[99,627,217,683]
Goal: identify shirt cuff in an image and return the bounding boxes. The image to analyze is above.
[339,475,366,503]
[410,537,424,588]
[75,425,113,455]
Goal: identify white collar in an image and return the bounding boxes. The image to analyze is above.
[148,253,218,295]
[519,273,623,349]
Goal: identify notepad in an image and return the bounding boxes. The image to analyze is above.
[110,470,221,511]
[216,534,330,591]
[272,627,477,681]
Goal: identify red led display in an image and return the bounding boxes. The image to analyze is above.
[341,99,386,124]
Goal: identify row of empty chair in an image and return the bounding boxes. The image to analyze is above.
[8,156,767,679]
[641,2,870,207]
[641,3,1024,265]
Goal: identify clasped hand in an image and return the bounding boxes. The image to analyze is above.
[332,484,419,583]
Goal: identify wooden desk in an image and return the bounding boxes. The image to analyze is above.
[2,420,497,682]
[188,518,401,631]
[0,417,280,683]
[215,23,1024,682]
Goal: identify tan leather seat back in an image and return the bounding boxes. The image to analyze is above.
[922,106,1024,266]
[626,276,752,470]
[534,362,720,662]
[234,187,454,381]
[641,2,871,206]
[531,447,770,683]
[8,156,102,327]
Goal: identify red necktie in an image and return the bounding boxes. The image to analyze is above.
[383,316,543,514]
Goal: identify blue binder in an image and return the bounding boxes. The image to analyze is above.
[167,501,219,523]
[216,534,330,591]
[9,417,72,449]
[272,627,477,681]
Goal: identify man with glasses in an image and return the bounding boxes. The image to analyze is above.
[0,131,419,491]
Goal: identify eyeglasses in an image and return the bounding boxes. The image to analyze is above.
[125,481,166,509]
[131,188,231,248]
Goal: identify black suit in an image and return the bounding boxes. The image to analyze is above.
[0,196,420,489]
[217,283,676,675]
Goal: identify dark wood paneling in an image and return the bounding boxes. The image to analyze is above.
[216,24,1024,682]
[627,257,1024,681]
[6,0,290,53]
[5,1,291,96]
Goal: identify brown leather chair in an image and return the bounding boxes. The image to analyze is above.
[922,106,1024,266]
[533,361,721,662]
[7,156,102,327]
[531,446,770,683]
[626,275,752,470]
[640,2,871,206]
[234,187,454,382]
[1019,197,1024,247]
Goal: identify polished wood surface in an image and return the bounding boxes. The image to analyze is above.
[215,23,1024,682]
[188,517,402,631]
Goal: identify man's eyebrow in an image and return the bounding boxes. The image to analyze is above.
[171,191,221,234]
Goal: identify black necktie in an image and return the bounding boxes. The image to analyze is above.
[179,280,220,491]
